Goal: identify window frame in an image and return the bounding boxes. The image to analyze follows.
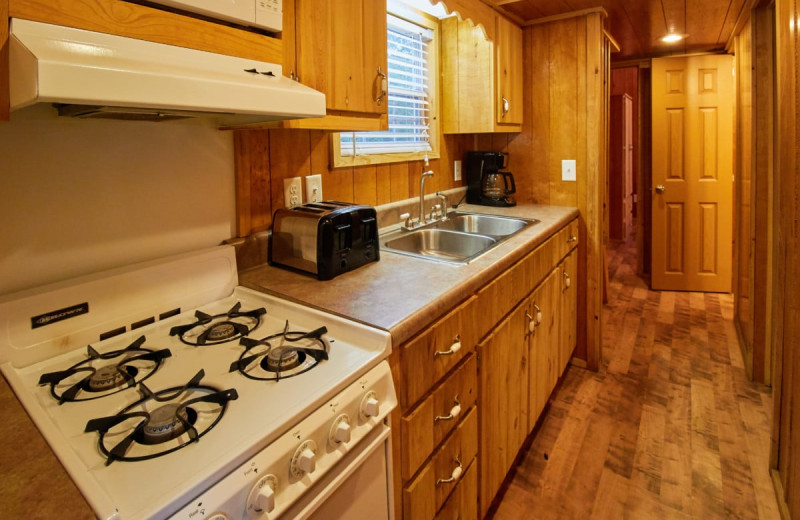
[331,6,441,168]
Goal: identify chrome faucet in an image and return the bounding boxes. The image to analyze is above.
[419,169,434,226]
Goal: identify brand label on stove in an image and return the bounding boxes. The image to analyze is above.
[31,302,89,329]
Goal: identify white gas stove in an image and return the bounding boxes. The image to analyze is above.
[0,246,396,520]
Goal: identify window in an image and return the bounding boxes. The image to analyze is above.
[333,10,439,167]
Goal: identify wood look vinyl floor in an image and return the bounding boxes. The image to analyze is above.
[491,238,780,520]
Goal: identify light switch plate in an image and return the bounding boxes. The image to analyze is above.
[562,160,577,182]
[305,174,323,203]
[284,177,302,207]
[454,160,462,181]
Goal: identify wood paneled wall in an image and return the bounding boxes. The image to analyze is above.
[233,130,473,236]
[732,7,774,386]
[772,0,800,515]
[514,12,607,370]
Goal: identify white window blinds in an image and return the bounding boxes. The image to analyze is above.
[340,14,433,156]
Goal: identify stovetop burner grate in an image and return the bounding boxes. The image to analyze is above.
[169,302,266,346]
[37,336,172,404]
[84,369,238,465]
[229,320,329,381]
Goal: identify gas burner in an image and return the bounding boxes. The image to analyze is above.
[169,302,266,346]
[38,336,171,404]
[84,370,237,465]
[229,320,329,381]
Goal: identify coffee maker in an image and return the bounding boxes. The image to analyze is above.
[464,151,517,207]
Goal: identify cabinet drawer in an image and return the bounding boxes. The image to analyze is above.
[555,218,579,262]
[403,406,478,520]
[399,296,476,409]
[400,353,477,481]
[435,457,477,520]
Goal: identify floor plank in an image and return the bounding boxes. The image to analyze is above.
[491,237,779,520]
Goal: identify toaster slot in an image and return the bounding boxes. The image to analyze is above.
[361,217,377,241]
[335,223,352,251]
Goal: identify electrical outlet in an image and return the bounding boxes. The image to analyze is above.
[283,177,302,207]
[305,174,323,203]
[454,160,462,181]
[562,160,577,182]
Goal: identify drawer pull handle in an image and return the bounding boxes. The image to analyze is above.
[435,396,462,423]
[567,235,577,243]
[564,272,571,289]
[533,303,543,324]
[436,456,463,486]
[525,311,536,336]
[434,335,461,357]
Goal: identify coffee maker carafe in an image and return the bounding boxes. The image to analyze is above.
[464,151,517,207]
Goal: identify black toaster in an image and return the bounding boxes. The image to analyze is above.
[269,201,380,280]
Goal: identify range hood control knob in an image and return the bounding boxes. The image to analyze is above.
[360,391,380,419]
[291,440,318,476]
[329,414,352,445]
[247,474,278,515]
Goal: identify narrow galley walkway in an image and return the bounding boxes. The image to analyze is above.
[491,237,779,520]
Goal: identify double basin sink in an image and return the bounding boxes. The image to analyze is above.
[380,212,539,264]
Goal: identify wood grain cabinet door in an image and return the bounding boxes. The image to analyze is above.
[295,0,388,115]
[495,14,523,126]
[477,301,529,518]
[527,269,560,432]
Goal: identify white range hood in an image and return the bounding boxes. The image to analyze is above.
[8,18,326,125]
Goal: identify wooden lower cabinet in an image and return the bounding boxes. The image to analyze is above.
[435,459,478,520]
[403,407,478,520]
[392,218,580,520]
[477,302,529,517]
[558,249,578,375]
[528,270,560,430]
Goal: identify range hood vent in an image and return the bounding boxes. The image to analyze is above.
[9,19,326,125]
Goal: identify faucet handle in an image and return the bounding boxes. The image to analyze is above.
[400,212,413,228]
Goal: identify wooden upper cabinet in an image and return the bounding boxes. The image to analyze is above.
[279,0,388,130]
[441,14,522,134]
[494,14,523,126]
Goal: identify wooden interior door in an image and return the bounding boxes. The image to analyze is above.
[651,55,734,292]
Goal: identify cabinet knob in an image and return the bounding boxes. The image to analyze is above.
[533,303,543,324]
[564,272,571,289]
[502,96,510,116]
[436,456,463,486]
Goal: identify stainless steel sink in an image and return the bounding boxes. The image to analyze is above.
[380,212,539,265]
[384,229,497,263]
[430,213,532,236]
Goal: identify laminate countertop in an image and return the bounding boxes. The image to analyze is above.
[240,203,579,347]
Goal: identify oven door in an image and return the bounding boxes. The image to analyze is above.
[285,422,394,520]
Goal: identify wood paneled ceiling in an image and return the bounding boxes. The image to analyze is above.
[486,0,750,61]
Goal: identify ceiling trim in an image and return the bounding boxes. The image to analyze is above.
[605,29,621,52]
[522,7,608,27]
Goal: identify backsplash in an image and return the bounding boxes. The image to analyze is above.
[0,105,236,295]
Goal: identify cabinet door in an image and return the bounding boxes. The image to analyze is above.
[528,269,560,431]
[559,249,578,375]
[295,0,387,115]
[495,15,523,125]
[477,301,528,518]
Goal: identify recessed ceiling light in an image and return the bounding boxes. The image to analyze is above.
[661,33,686,43]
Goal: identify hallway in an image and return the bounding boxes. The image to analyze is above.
[491,237,779,519]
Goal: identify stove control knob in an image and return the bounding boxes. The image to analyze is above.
[208,515,228,520]
[246,474,278,515]
[329,414,352,445]
[291,440,318,477]
[360,391,380,419]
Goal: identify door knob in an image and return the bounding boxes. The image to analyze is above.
[655,185,666,194]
